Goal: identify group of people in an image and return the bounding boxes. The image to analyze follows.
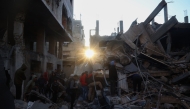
[14,66,67,103]
[63,71,104,108]
[79,71,103,102]
[12,61,142,109]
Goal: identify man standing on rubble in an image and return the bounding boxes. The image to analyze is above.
[51,78,60,103]
[0,55,15,109]
[79,71,88,100]
[109,61,118,96]
[14,63,27,99]
[128,73,142,94]
[67,74,79,109]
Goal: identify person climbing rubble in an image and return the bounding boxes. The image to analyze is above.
[128,73,143,94]
[109,61,118,96]
[87,71,103,102]
[14,63,27,99]
[24,75,38,102]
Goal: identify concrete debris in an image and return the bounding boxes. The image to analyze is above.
[9,0,190,109]
[29,101,52,109]
[14,100,27,109]
[86,0,190,108]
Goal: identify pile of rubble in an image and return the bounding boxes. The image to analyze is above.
[15,91,70,109]
[15,0,190,108]
[89,0,190,109]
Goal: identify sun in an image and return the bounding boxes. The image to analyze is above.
[85,49,94,58]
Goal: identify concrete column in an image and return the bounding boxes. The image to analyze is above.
[49,36,55,55]
[36,26,45,54]
[184,16,189,23]
[58,41,63,59]
[95,20,99,36]
[119,20,123,34]
[164,5,168,22]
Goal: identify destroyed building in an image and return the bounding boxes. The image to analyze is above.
[83,0,190,109]
[0,0,74,98]
[1,0,190,109]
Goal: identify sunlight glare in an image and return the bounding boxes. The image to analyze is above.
[85,49,94,58]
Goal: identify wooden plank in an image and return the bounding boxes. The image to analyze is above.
[160,96,180,103]
[150,16,178,42]
[169,52,186,56]
[144,0,167,26]
[148,70,170,77]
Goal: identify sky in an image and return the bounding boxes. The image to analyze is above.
[73,0,190,46]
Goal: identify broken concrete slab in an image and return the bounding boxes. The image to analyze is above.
[30,101,52,109]
[150,16,178,42]
[14,100,28,109]
[172,72,190,83]
[124,62,138,73]
[144,0,167,26]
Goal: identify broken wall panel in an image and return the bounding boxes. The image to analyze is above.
[144,0,167,26]
[150,16,178,42]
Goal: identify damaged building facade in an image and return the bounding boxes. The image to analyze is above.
[62,19,86,78]
[0,0,73,96]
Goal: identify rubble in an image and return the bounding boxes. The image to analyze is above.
[12,0,190,109]
[87,0,190,108]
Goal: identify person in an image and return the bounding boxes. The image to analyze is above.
[5,68,11,89]
[43,71,49,82]
[29,73,34,80]
[37,74,46,94]
[108,61,118,96]
[14,63,27,99]
[54,69,58,75]
[87,71,103,102]
[24,75,38,102]
[0,55,15,109]
[51,79,60,103]
[67,74,79,109]
[79,71,88,100]
[43,71,49,97]
[129,73,142,94]
[47,71,56,98]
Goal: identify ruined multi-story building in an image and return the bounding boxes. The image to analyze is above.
[0,0,74,94]
[62,20,85,77]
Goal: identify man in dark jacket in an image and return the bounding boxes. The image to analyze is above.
[14,63,27,99]
[51,79,59,103]
[109,61,118,96]
[129,73,142,93]
[0,55,15,109]
[67,74,79,109]
[37,74,46,94]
